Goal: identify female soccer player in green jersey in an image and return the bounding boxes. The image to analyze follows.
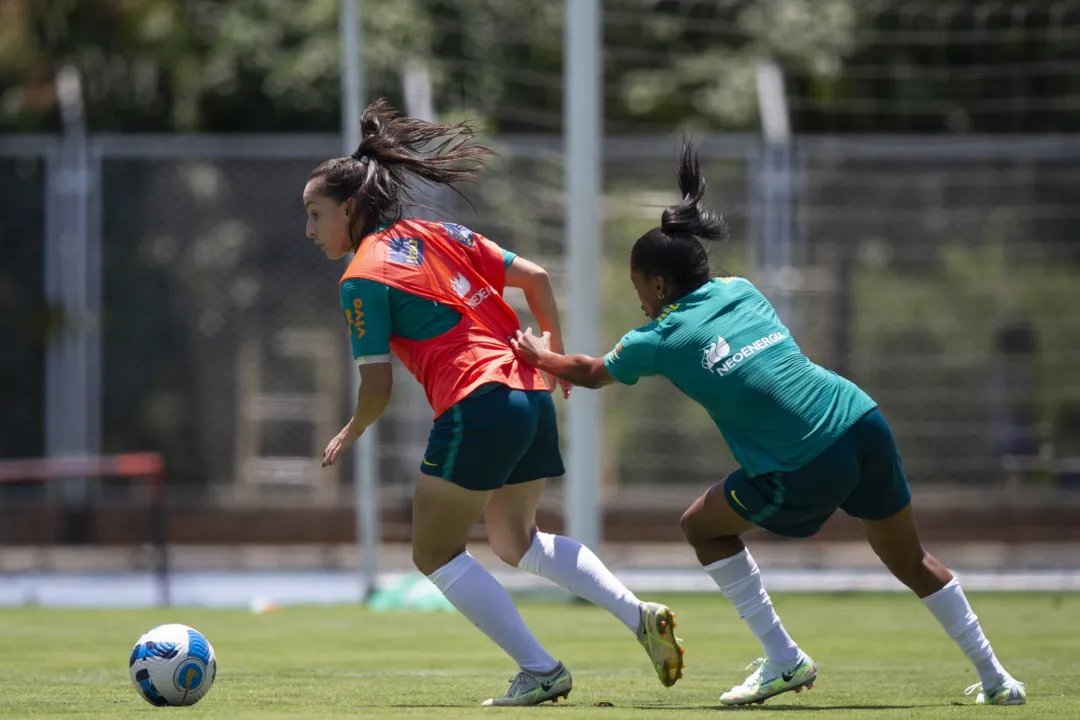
[512,142,1026,707]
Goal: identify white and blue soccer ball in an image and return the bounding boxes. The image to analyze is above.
[129,624,217,706]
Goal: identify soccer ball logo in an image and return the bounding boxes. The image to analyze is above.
[129,624,217,706]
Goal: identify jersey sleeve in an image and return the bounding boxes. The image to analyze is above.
[603,326,661,385]
[339,279,392,364]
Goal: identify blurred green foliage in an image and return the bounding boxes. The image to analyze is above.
[4,0,1079,133]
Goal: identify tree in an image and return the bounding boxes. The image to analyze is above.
[0,0,431,132]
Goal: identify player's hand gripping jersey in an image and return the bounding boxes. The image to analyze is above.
[604,277,877,477]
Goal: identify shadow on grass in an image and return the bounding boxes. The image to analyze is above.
[380,702,942,712]
[628,703,933,712]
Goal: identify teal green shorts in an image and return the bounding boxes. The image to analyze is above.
[723,408,912,538]
[420,384,565,492]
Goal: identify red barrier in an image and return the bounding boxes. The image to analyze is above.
[0,452,170,606]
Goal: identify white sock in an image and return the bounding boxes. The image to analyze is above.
[922,578,1008,688]
[518,532,642,632]
[428,551,558,674]
[704,548,800,664]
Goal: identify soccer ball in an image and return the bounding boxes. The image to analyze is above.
[129,624,217,706]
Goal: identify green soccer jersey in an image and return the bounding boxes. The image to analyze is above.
[604,277,877,477]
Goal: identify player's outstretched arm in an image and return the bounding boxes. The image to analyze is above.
[511,328,615,390]
[323,362,393,466]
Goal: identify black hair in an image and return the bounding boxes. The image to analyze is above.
[630,141,729,297]
[308,99,495,248]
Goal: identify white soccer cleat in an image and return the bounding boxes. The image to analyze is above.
[636,602,686,687]
[719,651,817,706]
[965,677,1027,706]
[481,662,572,707]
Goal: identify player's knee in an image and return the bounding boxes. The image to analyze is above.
[411,547,439,576]
[492,543,528,567]
[881,548,952,597]
[679,506,706,546]
[489,529,532,567]
[412,542,466,576]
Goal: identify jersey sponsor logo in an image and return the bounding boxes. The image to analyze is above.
[450,272,471,298]
[701,336,730,371]
[465,287,492,309]
[449,271,491,309]
[345,298,366,339]
[702,332,788,376]
[442,223,474,248]
[388,236,423,266]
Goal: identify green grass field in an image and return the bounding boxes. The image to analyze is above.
[0,592,1073,719]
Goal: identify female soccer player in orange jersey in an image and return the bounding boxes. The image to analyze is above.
[303,100,684,706]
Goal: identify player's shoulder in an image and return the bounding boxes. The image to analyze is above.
[697,276,771,313]
[622,319,664,344]
[709,275,756,296]
[612,319,664,360]
[615,305,682,362]
[339,278,391,313]
[438,221,479,248]
[395,218,482,249]
[340,276,389,295]
[658,278,746,323]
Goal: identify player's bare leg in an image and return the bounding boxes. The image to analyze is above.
[486,480,685,687]
[862,504,1025,705]
[412,475,569,706]
[682,482,816,705]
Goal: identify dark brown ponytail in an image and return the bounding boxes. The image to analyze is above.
[308,99,495,247]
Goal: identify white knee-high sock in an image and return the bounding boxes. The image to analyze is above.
[922,578,1009,688]
[427,551,558,674]
[703,548,800,664]
[518,532,642,632]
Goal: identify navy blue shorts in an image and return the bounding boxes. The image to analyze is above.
[420,384,565,492]
[723,408,912,538]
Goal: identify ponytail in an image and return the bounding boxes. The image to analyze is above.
[660,142,729,243]
[630,141,730,295]
[308,98,495,247]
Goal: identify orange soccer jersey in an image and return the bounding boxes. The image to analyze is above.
[340,219,547,418]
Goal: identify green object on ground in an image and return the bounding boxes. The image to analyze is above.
[365,573,457,613]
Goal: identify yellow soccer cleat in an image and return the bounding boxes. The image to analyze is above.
[636,602,686,687]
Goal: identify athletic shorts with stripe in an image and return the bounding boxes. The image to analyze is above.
[420,383,565,492]
[723,408,912,538]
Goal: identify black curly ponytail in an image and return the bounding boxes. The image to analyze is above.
[630,141,730,295]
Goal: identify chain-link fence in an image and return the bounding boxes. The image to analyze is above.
[796,138,1080,490]
[3,133,1080,529]
[91,135,576,513]
[0,152,48,465]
